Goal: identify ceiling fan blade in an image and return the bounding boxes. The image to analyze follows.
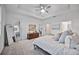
[35,8,41,11]
[46,10,48,13]
[47,5,51,9]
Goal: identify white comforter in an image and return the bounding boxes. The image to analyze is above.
[33,35,79,55]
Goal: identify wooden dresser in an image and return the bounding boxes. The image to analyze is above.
[27,33,39,39]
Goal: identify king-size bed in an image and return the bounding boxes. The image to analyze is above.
[32,31,79,55]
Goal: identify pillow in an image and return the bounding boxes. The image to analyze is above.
[72,33,79,44]
[59,31,69,43]
[54,33,62,41]
[68,30,73,35]
[64,35,77,49]
[70,39,78,49]
[70,33,79,49]
[65,35,71,48]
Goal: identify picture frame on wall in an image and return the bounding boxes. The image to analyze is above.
[29,24,36,33]
[51,24,61,34]
[52,24,60,30]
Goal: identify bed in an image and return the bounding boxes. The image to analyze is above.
[33,35,79,55]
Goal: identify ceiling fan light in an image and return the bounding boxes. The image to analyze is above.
[41,6,43,9]
[41,9,45,13]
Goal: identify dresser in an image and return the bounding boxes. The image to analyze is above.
[27,33,39,39]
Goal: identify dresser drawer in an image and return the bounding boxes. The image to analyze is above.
[27,33,39,39]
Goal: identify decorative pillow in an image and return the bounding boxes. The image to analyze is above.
[72,33,79,44]
[64,35,77,49]
[70,33,79,49]
[59,31,69,43]
[68,30,73,35]
[54,33,62,41]
[65,35,71,48]
[70,40,78,49]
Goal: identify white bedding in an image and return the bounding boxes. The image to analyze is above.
[33,35,79,55]
[34,35,55,40]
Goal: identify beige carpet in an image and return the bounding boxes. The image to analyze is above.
[1,39,47,55]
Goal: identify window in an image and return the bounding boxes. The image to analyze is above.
[61,21,72,32]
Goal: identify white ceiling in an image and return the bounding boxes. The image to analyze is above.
[5,4,79,19]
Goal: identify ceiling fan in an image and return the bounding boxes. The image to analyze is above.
[35,4,51,15]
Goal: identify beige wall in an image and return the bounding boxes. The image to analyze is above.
[43,10,79,35]
[6,12,42,40]
[0,5,6,54]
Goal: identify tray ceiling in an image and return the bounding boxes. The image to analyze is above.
[5,4,79,19]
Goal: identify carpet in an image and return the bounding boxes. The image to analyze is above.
[1,39,48,55]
